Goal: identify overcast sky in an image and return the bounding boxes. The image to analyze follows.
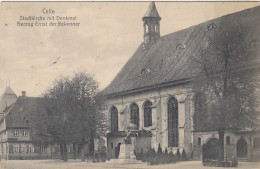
[0,2,259,97]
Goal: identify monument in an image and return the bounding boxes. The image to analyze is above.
[118,124,137,159]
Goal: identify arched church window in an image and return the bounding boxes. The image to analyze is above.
[168,97,178,147]
[144,101,152,127]
[194,93,207,131]
[110,106,118,133]
[130,103,139,128]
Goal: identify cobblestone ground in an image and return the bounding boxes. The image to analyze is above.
[0,160,260,169]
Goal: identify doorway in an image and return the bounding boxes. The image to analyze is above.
[237,137,247,158]
[115,143,121,159]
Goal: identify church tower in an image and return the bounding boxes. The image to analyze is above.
[142,2,161,48]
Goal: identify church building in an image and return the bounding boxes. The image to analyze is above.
[103,2,260,161]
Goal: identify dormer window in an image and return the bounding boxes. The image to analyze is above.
[249,39,257,48]
[176,43,186,50]
[207,23,217,31]
[140,68,151,75]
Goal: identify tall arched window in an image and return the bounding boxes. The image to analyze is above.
[130,103,139,128]
[168,97,178,147]
[110,106,118,133]
[144,101,152,127]
[194,93,207,131]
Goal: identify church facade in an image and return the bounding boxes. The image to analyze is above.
[103,2,260,161]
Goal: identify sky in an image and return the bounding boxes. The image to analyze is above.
[0,2,259,97]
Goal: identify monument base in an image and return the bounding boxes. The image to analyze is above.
[118,143,136,159]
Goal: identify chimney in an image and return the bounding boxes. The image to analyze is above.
[22,91,26,97]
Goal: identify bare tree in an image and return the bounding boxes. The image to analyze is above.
[191,16,260,161]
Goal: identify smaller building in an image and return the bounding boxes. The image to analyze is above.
[0,88,52,159]
[0,87,98,160]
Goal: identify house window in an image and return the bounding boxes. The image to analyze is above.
[168,97,178,147]
[13,129,19,136]
[110,106,118,133]
[198,137,201,146]
[253,137,260,149]
[41,145,47,153]
[144,101,152,127]
[67,145,71,153]
[21,144,27,153]
[226,136,230,145]
[111,143,113,149]
[130,103,139,128]
[22,130,28,137]
[55,145,60,152]
[14,144,19,153]
[29,144,34,153]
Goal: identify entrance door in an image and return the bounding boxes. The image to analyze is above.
[115,143,121,159]
[237,137,247,158]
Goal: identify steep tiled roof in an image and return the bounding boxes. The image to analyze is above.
[3,96,43,128]
[103,6,260,96]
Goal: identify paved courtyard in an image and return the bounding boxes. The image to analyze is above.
[0,160,260,169]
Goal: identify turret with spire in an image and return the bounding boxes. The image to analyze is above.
[142,2,161,48]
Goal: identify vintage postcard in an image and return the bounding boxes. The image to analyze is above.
[0,1,259,169]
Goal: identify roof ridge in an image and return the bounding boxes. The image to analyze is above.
[161,5,260,39]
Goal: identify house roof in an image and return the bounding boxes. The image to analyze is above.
[103,6,260,96]
[3,96,44,128]
[143,2,160,19]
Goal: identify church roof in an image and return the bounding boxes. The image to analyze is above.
[143,2,160,19]
[2,96,44,128]
[103,6,260,96]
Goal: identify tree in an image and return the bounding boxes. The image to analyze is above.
[30,72,107,162]
[191,15,260,161]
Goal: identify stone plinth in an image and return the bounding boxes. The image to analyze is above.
[118,143,136,159]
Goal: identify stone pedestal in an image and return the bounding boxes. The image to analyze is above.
[118,143,136,159]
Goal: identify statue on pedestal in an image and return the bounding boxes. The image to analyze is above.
[123,129,132,144]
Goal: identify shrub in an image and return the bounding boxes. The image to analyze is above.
[169,151,175,163]
[176,148,181,161]
[181,149,188,161]
[140,149,145,162]
[161,148,168,163]
[157,144,162,156]
[231,156,238,167]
